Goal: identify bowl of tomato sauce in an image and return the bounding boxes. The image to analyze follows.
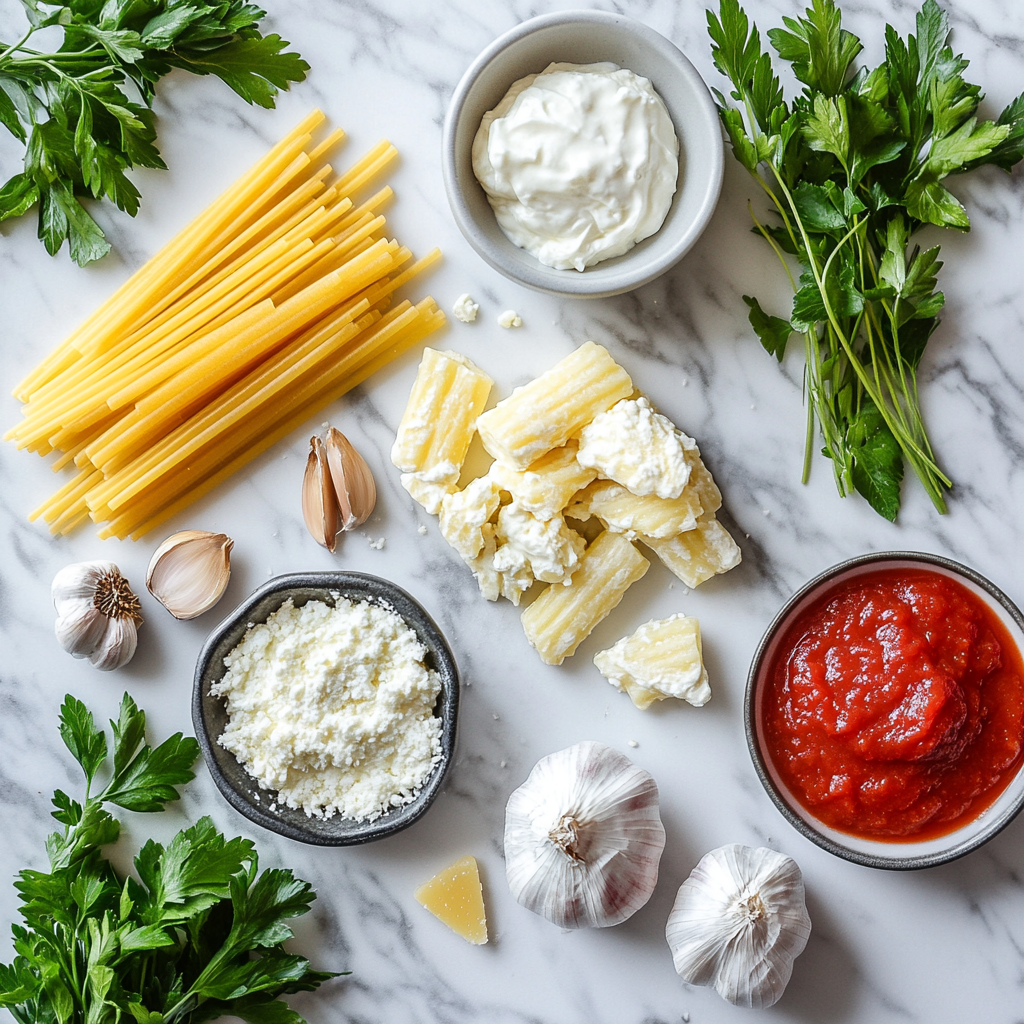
[746,552,1024,869]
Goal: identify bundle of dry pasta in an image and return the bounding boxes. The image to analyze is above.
[7,109,445,540]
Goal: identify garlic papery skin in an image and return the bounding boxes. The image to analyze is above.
[52,561,142,671]
[302,435,339,551]
[504,741,666,929]
[665,844,811,1009]
[146,531,233,619]
[325,427,376,530]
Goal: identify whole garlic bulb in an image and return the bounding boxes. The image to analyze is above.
[52,561,143,671]
[665,844,811,1009]
[504,741,666,929]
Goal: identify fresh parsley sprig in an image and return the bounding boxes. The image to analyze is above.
[708,0,1024,519]
[0,693,336,1024]
[0,0,308,265]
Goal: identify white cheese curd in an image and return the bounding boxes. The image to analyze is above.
[497,309,523,328]
[212,597,441,821]
[577,396,696,499]
[452,293,479,323]
[492,501,585,585]
[472,62,679,272]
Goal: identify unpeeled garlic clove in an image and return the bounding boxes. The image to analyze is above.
[325,427,376,530]
[301,428,378,550]
[302,436,338,551]
[52,561,142,671]
[146,530,234,619]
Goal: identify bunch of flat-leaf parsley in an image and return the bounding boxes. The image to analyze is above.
[0,0,308,265]
[708,0,1024,519]
[0,693,335,1024]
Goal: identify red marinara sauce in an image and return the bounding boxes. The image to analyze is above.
[761,568,1024,841]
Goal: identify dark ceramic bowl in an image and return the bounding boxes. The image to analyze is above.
[746,551,1024,870]
[193,572,459,846]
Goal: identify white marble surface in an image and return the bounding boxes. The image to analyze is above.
[3,0,1024,1021]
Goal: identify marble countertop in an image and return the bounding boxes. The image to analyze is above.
[3,0,1024,1021]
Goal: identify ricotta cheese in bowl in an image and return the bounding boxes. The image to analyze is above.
[472,62,679,271]
[212,596,441,822]
[193,572,459,846]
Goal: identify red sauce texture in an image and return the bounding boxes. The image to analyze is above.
[761,569,1024,841]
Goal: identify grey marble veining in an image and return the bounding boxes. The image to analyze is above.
[3,0,1024,1020]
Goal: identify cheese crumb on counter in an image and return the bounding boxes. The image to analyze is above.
[452,293,480,323]
[212,597,442,821]
[497,309,523,328]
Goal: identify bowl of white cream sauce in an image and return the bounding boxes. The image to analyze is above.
[444,11,723,298]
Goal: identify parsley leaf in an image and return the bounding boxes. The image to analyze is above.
[0,0,307,264]
[849,402,904,520]
[59,695,108,788]
[744,295,794,360]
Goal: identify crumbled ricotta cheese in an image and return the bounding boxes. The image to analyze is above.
[401,460,461,515]
[212,597,442,821]
[439,476,502,560]
[452,293,480,323]
[493,502,585,585]
[576,396,696,499]
[497,309,523,329]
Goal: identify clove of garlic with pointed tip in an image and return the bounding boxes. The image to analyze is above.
[303,436,338,552]
[325,427,376,530]
[302,427,377,550]
[146,530,233,619]
[52,561,142,670]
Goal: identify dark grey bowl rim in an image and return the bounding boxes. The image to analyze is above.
[442,9,724,298]
[745,551,1024,871]
[193,571,459,847]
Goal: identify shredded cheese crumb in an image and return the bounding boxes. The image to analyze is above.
[497,309,523,328]
[452,293,480,323]
[212,597,442,821]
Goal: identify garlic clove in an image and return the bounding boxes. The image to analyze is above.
[504,741,666,929]
[52,561,142,670]
[665,844,811,1009]
[324,427,377,530]
[55,598,108,658]
[302,436,339,551]
[90,614,138,671]
[146,530,234,620]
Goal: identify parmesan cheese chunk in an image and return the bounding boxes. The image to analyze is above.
[415,855,488,944]
[212,597,442,822]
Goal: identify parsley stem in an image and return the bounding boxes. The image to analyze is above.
[0,27,34,62]
[768,163,948,508]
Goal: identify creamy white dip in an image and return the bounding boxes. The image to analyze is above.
[472,62,679,272]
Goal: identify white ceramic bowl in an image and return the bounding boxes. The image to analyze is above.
[746,552,1024,870]
[442,10,723,299]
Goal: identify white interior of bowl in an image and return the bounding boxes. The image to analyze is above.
[443,11,723,298]
[752,556,1024,868]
